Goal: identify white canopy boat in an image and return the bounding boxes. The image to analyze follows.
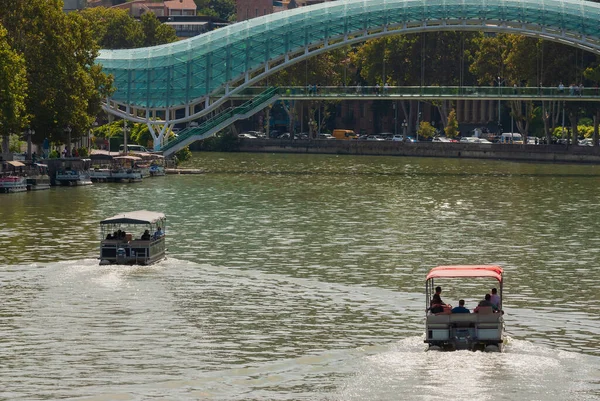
[99,210,166,265]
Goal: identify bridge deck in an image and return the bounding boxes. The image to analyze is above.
[220,86,600,102]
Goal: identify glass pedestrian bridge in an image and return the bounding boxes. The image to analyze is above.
[96,0,600,149]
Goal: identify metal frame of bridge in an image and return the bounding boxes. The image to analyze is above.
[96,0,600,149]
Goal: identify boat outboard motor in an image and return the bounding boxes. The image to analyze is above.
[116,247,127,264]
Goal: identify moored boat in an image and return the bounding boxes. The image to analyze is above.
[26,163,51,190]
[111,156,143,182]
[26,176,51,191]
[99,210,166,265]
[0,175,28,193]
[424,265,505,352]
[55,169,93,186]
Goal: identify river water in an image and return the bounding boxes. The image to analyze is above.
[1,153,599,400]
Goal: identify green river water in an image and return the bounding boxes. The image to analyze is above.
[1,152,599,400]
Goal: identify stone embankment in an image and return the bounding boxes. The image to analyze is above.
[236,139,600,164]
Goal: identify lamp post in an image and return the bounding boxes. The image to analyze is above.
[393,102,398,136]
[402,119,408,139]
[416,111,422,142]
[123,123,130,154]
[26,127,34,160]
[64,126,72,157]
[90,120,98,152]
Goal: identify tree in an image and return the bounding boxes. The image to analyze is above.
[79,7,144,49]
[445,109,459,138]
[140,12,178,47]
[0,0,114,146]
[417,121,436,139]
[0,25,28,155]
[195,0,236,21]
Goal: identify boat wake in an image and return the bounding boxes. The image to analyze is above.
[331,336,600,401]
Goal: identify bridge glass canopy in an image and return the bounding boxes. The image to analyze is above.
[96,0,600,109]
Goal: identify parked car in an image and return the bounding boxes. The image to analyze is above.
[248,131,266,138]
[317,133,335,140]
[432,136,453,143]
[279,132,291,139]
[579,138,594,146]
[377,132,394,140]
[366,135,385,141]
[238,133,257,139]
[391,135,404,141]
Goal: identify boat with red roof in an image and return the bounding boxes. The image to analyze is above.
[424,265,505,352]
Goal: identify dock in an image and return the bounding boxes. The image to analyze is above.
[166,168,204,174]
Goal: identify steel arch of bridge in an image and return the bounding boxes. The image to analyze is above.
[97,0,600,128]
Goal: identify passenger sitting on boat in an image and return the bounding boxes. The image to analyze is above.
[490,288,500,308]
[105,233,113,240]
[434,286,446,305]
[451,299,470,314]
[473,294,499,313]
[153,227,164,239]
[428,294,445,314]
[141,229,151,240]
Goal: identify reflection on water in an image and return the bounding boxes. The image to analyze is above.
[1,153,599,400]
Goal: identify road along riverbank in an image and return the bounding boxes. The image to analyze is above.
[235,139,600,164]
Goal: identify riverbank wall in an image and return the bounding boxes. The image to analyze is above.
[236,140,600,164]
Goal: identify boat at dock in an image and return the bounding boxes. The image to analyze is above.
[424,265,505,352]
[0,175,28,193]
[26,163,51,191]
[26,176,51,191]
[99,210,166,265]
[55,167,93,186]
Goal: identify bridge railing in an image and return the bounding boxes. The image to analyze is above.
[222,85,599,99]
[161,87,279,152]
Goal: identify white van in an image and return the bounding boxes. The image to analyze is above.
[119,144,148,153]
[499,133,523,144]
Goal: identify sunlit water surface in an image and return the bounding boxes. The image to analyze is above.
[1,153,599,400]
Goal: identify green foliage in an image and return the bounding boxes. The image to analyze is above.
[195,0,236,21]
[0,0,113,146]
[0,25,28,139]
[8,134,24,153]
[175,146,192,163]
[552,126,570,137]
[417,121,436,139]
[444,109,459,138]
[578,125,594,138]
[49,149,60,159]
[78,147,89,157]
[140,13,178,47]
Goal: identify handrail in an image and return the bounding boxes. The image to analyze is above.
[161,87,279,152]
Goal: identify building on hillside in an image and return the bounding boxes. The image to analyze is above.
[158,15,230,38]
[109,0,197,18]
[236,0,274,21]
[63,0,86,12]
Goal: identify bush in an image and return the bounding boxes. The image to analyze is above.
[175,146,192,163]
[78,147,89,157]
[49,150,60,159]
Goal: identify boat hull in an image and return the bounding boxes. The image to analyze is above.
[424,313,505,352]
[99,237,166,265]
[0,177,28,193]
